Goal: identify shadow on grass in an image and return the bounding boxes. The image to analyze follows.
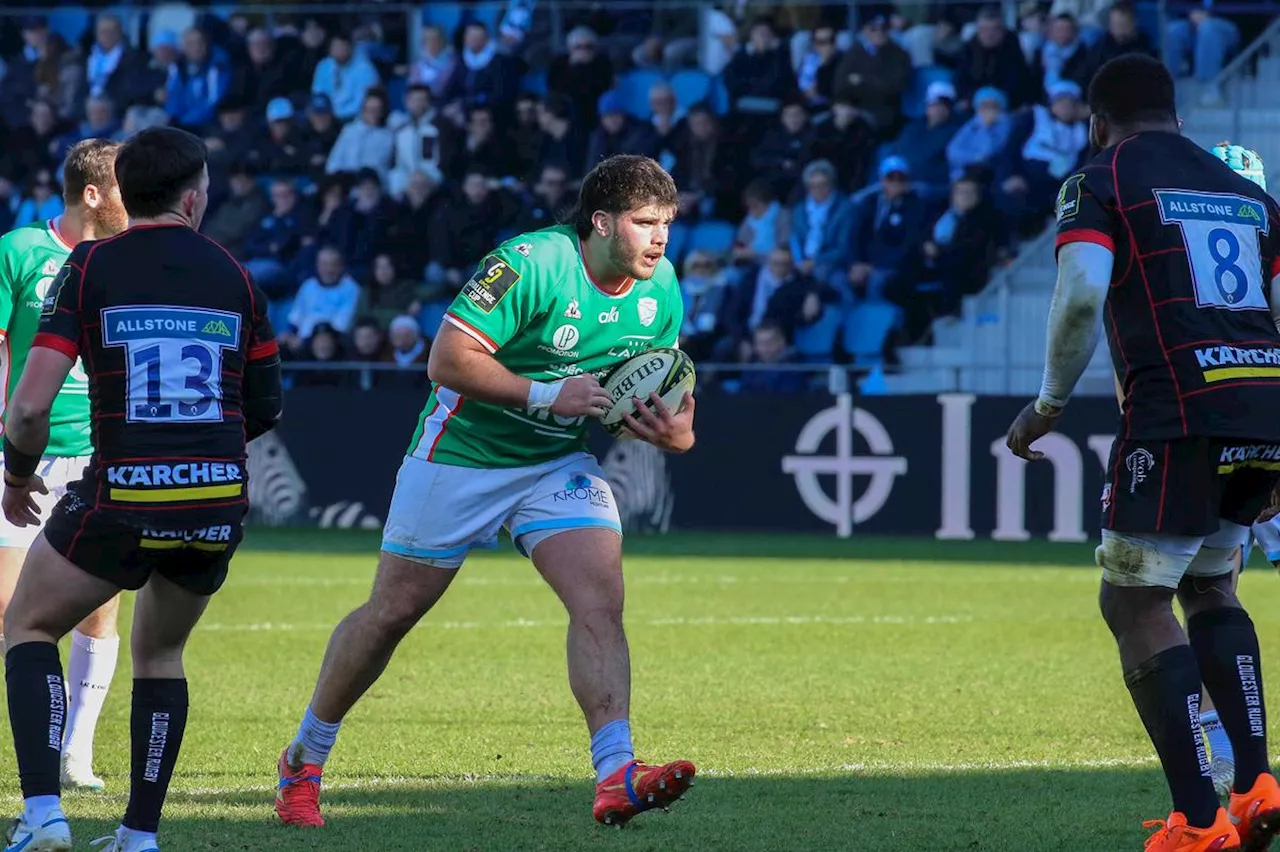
[65,767,1174,851]
[243,527,1116,567]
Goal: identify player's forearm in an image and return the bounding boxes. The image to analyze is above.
[1037,242,1113,409]
[428,339,533,409]
[243,355,283,441]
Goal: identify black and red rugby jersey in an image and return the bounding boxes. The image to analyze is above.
[1056,131,1280,441]
[34,223,278,528]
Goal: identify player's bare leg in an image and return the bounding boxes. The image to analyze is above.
[3,536,120,852]
[0,544,122,792]
[532,529,695,827]
[277,552,456,827]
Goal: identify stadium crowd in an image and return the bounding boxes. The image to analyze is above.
[0,0,1255,390]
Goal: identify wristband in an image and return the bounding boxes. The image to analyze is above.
[527,379,563,412]
[1034,398,1065,418]
[2,437,39,479]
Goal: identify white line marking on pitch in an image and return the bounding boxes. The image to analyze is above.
[196,614,974,632]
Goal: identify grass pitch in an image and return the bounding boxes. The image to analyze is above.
[3,531,1278,851]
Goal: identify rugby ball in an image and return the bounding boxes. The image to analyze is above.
[599,348,696,436]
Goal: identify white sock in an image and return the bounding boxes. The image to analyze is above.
[122,826,158,848]
[62,630,119,766]
[22,794,60,824]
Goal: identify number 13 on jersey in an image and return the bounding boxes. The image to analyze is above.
[101,306,241,424]
[1156,189,1270,311]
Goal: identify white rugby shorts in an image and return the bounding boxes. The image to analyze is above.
[0,454,91,548]
[380,451,622,568]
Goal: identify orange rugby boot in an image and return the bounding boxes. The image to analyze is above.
[275,745,326,827]
[592,758,696,827]
[1229,772,1280,852]
[1144,809,1240,851]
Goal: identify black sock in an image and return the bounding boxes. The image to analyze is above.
[1188,607,1270,791]
[6,642,65,800]
[1125,645,1219,827]
[123,678,189,834]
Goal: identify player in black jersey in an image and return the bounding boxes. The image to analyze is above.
[1006,55,1280,852]
[0,127,282,852]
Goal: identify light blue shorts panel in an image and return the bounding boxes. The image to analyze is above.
[0,455,90,549]
[380,452,622,569]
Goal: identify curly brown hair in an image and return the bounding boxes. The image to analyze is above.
[63,138,122,206]
[569,154,677,238]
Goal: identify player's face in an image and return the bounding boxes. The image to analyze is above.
[610,204,675,281]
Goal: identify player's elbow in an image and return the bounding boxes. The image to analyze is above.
[8,398,50,431]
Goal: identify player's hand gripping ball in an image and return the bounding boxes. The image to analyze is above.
[1212,141,1267,191]
[599,348,697,451]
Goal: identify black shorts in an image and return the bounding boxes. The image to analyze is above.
[43,493,245,596]
[1102,437,1280,537]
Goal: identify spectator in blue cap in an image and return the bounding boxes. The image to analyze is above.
[248,97,316,177]
[844,154,927,301]
[585,90,659,172]
[888,80,963,199]
[304,93,341,174]
[946,86,1012,181]
[995,78,1087,235]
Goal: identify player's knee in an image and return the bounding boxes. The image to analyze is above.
[1098,578,1176,641]
[366,595,427,640]
[1095,530,1198,590]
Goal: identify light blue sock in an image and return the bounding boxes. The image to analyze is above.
[22,794,60,824]
[294,706,342,767]
[1201,710,1235,763]
[591,719,634,783]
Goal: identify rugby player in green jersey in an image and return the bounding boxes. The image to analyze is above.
[277,155,698,829]
[0,140,129,791]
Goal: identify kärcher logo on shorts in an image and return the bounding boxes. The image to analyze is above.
[141,524,235,543]
[1219,445,1280,463]
[107,462,243,487]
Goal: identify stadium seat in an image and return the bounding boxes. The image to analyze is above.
[147,3,197,50]
[617,69,666,119]
[708,74,731,115]
[842,301,901,367]
[419,301,450,338]
[521,68,548,96]
[46,8,91,45]
[688,220,736,257]
[386,77,407,112]
[665,221,691,266]
[422,5,464,36]
[793,306,843,362]
[902,66,954,119]
[669,69,712,110]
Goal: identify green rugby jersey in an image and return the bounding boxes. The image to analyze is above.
[408,224,683,468]
[0,220,91,457]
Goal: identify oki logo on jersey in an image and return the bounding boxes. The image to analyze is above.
[1155,189,1270,312]
[598,306,619,323]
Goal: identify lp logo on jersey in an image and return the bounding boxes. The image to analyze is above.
[552,324,580,352]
